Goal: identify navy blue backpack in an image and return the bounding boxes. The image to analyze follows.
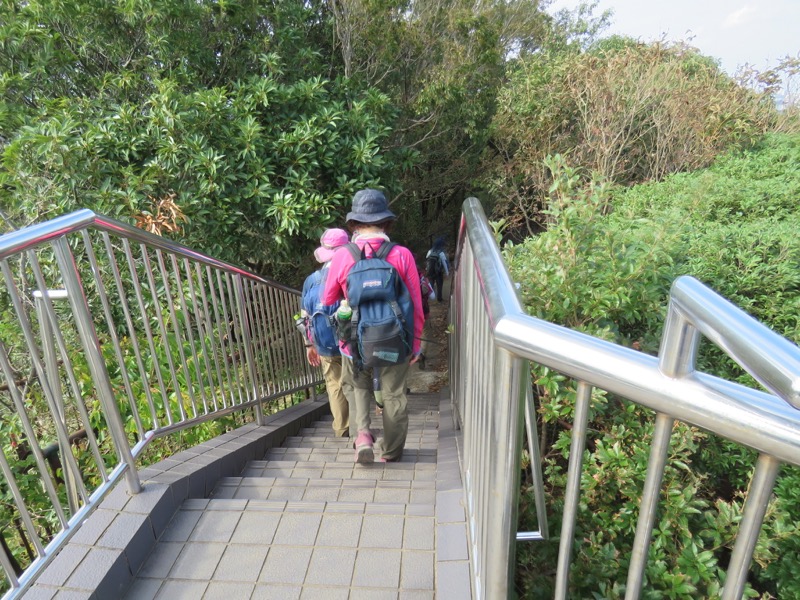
[344,242,414,369]
[301,269,340,357]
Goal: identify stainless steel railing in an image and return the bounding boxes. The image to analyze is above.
[451,197,800,600]
[0,210,320,598]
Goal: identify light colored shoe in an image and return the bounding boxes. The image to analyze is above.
[354,431,374,464]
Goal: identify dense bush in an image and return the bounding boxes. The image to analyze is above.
[507,134,800,598]
[485,39,780,237]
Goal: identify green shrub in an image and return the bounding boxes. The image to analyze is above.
[509,134,800,598]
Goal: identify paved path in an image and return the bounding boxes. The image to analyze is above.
[123,391,472,599]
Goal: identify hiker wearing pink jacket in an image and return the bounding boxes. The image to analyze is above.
[322,189,423,463]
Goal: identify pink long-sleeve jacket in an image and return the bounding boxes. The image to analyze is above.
[322,235,424,357]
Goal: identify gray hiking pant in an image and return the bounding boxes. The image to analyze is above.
[342,356,410,461]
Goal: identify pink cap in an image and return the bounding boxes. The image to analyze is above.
[314,228,349,263]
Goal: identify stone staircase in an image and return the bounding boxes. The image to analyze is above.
[123,390,473,599]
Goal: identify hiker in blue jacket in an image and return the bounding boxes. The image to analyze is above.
[425,236,450,302]
[300,228,351,437]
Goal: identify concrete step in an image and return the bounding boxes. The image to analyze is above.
[210,476,437,504]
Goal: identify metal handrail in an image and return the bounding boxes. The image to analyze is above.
[0,210,321,598]
[451,197,800,599]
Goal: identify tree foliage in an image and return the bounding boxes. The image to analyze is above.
[0,0,399,280]
[326,0,552,244]
[1,68,395,275]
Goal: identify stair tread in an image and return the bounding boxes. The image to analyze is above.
[186,497,436,516]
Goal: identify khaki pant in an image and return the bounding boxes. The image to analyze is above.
[420,314,431,358]
[342,356,410,461]
[320,355,350,437]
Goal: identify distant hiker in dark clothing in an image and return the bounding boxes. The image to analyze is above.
[417,262,436,370]
[425,236,450,302]
[299,228,351,437]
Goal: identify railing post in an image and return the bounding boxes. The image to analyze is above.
[517,381,549,542]
[721,454,781,600]
[625,412,674,599]
[51,238,142,494]
[33,290,81,515]
[554,380,592,600]
[484,348,526,599]
[233,274,265,425]
[621,299,697,597]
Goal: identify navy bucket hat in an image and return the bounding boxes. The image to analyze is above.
[346,189,396,224]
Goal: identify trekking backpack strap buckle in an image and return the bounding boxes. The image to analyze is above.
[388,300,405,324]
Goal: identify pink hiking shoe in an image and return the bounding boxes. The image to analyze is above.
[354,431,374,464]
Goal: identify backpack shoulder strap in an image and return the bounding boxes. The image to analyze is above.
[310,269,324,285]
[375,242,396,261]
[344,242,361,262]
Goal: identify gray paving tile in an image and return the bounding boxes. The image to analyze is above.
[210,486,237,499]
[403,517,435,550]
[251,584,302,599]
[263,468,294,478]
[437,523,469,562]
[267,486,306,501]
[169,542,227,579]
[154,580,208,599]
[230,511,282,544]
[436,560,472,600]
[213,543,269,581]
[232,486,270,500]
[272,512,322,546]
[25,586,58,600]
[160,509,202,542]
[410,490,436,505]
[189,510,242,542]
[382,469,414,481]
[326,502,366,513]
[66,547,125,590]
[315,513,363,547]
[365,503,406,516]
[122,577,162,599]
[400,551,434,590]
[69,510,115,546]
[203,581,254,599]
[248,500,287,512]
[349,590,399,600]
[35,544,90,586]
[336,487,375,502]
[302,486,340,501]
[359,516,404,549]
[304,547,356,586]
[294,468,324,478]
[352,548,402,588]
[274,478,309,487]
[51,590,93,600]
[299,587,349,599]
[206,499,248,511]
[137,542,184,578]
[242,477,277,486]
[259,546,312,584]
[398,591,435,600]
[374,488,410,503]
[286,501,326,513]
[436,490,466,524]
